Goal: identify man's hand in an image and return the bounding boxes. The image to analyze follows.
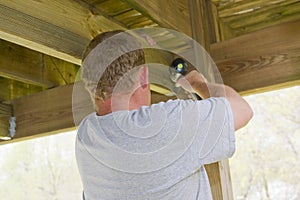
[176,70,253,130]
[176,70,207,92]
[176,70,210,99]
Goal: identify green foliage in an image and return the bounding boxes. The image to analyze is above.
[0,132,82,200]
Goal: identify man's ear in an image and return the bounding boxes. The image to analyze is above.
[139,65,148,89]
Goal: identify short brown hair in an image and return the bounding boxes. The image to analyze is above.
[82,30,145,100]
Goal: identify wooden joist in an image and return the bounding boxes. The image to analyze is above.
[0,39,79,88]
[8,84,75,143]
[0,84,168,144]
[0,39,79,101]
[0,77,43,102]
[214,0,300,40]
[211,19,300,94]
[217,0,299,18]
[123,0,192,36]
[1,18,299,143]
[0,0,125,65]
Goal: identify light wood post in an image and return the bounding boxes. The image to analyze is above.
[188,0,234,199]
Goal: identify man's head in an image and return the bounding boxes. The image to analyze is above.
[81,30,150,114]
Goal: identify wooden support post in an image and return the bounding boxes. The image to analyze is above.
[188,0,233,199]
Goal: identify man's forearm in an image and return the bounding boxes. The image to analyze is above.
[192,82,227,99]
[182,71,253,130]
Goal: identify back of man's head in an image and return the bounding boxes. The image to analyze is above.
[82,30,145,101]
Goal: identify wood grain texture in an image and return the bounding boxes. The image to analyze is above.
[223,1,300,39]
[0,0,125,64]
[0,77,43,102]
[11,84,75,140]
[0,116,10,139]
[0,39,79,88]
[188,0,234,199]
[217,0,299,18]
[0,39,53,87]
[0,1,299,146]
[1,83,174,144]
[188,0,211,49]
[123,0,192,36]
[0,103,11,139]
[214,0,300,40]
[212,19,300,93]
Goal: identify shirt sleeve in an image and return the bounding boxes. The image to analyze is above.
[193,97,236,164]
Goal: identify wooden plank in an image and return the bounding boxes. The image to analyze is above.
[0,77,43,102]
[0,103,12,140]
[0,39,53,88]
[151,91,175,104]
[0,116,10,140]
[0,83,172,144]
[189,0,211,49]
[122,0,192,36]
[0,39,79,88]
[43,56,79,86]
[211,19,300,93]
[95,0,132,16]
[73,0,129,28]
[220,0,300,39]
[0,0,126,64]
[0,3,86,65]
[10,84,75,140]
[218,0,299,18]
[2,18,298,107]
[209,1,222,43]
[1,18,300,144]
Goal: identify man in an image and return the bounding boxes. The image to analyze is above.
[75,30,253,200]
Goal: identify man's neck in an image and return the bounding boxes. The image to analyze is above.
[96,87,151,116]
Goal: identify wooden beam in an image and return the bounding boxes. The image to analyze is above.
[0,39,54,88]
[146,49,175,95]
[209,2,222,43]
[0,0,126,65]
[123,0,192,36]
[220,0,300,39]
[1,19,300,144]
[212,19,300,94]
[73,0,129,29]
[189,0,211,49]
[0,77,43,102]
[0,39,79,88]
[0,83,172,145]
[218,0,299,18]
[0,103,12,140]
[10,84,75,141]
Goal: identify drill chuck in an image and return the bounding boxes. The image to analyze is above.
[169,58,188,82]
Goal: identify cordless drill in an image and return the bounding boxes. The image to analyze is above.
[169,58,202,100]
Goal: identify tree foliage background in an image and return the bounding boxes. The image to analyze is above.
[0,132,82,200]
[231,86,300,200]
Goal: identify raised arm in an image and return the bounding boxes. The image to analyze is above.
[177,70,253,130]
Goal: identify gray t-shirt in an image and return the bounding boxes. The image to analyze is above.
[76,97,235,200]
